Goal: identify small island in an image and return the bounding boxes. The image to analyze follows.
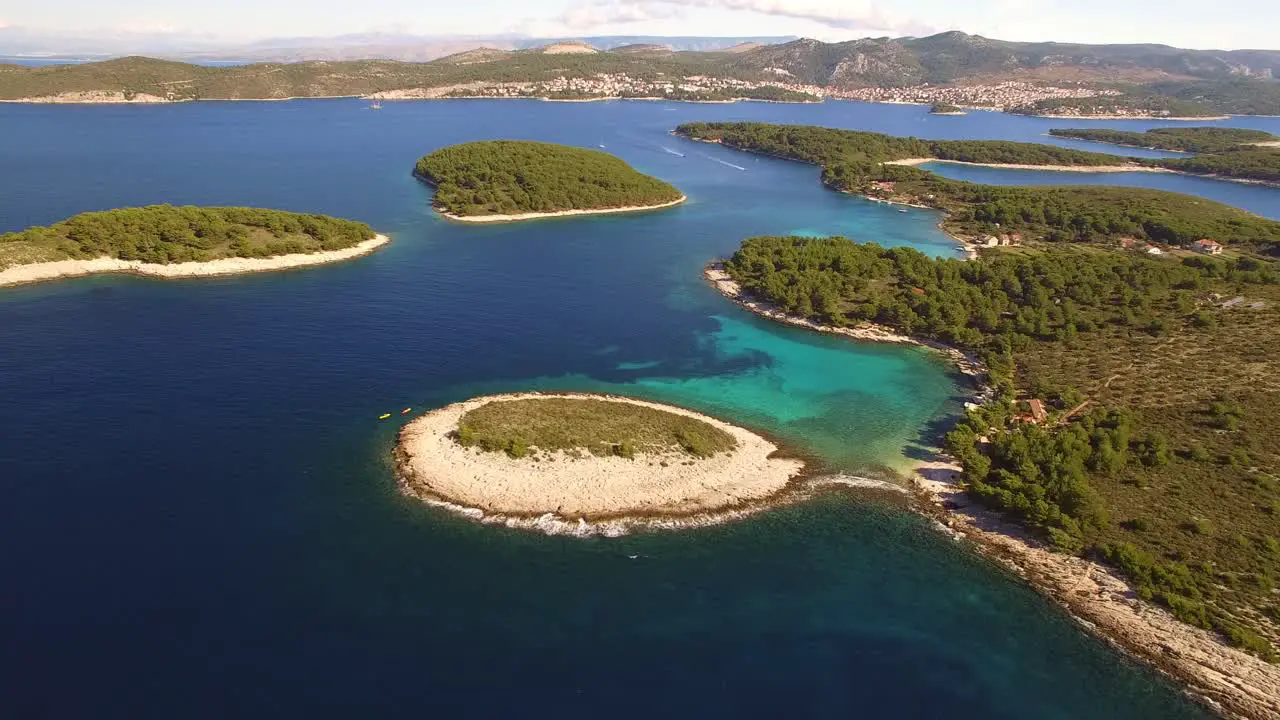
[0,205,388,287]
[413,141,685,222]
[928,102,966,115]
[396,393,804,521]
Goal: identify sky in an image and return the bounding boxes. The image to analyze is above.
[1,0,1277,50]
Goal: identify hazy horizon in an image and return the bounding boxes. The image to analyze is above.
[1,0,1277,53]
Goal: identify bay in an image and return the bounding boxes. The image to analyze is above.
[5,98,1275,719]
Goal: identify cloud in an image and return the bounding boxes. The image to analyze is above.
[551,0,935,37]
[0,19,11,30]
[110,20,184,35]
[559,2,685,30]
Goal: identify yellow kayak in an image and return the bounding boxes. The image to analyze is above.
[378,413,392,420]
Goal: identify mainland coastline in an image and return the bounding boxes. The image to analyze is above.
[0,234,391,288]
[395,392,806,527]
[703,260,1280,720]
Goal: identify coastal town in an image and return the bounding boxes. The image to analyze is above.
[367,74,1128,110]
[372,72,826,101]
[832,81,1122,110]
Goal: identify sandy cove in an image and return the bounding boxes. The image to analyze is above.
[704,262,1280,719]
[438,196,686,223]
[0,234,390,288]
[914,461,1280,720]
[703,263,986,380]
[396,392,805,520]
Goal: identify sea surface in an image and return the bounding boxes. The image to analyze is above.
[3,98,1278,719]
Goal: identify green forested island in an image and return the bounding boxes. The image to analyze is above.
[1049,127,1276,154]
[414,141,683,219]
[1046,128,1280,185]
[929,102,965,115]
[1143,149,1280,185]
[0,205,377,269]
[677,122,1280,254]
[721,235,1280,657]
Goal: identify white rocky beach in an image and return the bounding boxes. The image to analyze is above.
[396,393,804,519]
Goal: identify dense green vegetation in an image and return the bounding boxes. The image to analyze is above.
[678,122,1280,254]
[1009,93,1221,118]
[1048,127,1276,154]
[414,141,682,217]
[0,54,746,101]
[0,205,376,269]
[722,235,1280,657]
[929,103,964,114]
[456,397,738,459]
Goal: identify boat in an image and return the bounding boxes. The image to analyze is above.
[400,408,412,415]
[379,413,392,420]
[897,208,908,213]
[369,101,383,110]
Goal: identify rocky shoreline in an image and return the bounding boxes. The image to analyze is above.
[705,260,1280,720]
[396,392,804,525]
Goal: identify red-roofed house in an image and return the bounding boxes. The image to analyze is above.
[1193,239,1224,255]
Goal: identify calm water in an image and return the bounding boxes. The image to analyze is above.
[6,98,1277,719]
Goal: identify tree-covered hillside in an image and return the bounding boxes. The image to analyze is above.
[722,235,1280,657]
[0,205,375,269]
[2,34,1279,115]
[677,122,1280,254]
[414,141,683,217]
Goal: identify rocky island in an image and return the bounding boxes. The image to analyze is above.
[0,205,388,288]
[396,393,803,524]
[413,141,685,222]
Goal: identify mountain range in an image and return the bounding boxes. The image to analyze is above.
[2,32,1278,114]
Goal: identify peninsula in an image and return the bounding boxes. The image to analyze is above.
[675,122,1280,253]
[396,393,804,522]
[707,234,1280,718]
[414,141,684,221]
[0,205,387,287]
[1048,127,1278,154]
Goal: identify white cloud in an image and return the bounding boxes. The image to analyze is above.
[559,2,686,30]
[548,0,935,37]
[0,19,11,29]
[110,19,184,36]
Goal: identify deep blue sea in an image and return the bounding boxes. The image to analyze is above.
[3,98,1279,719]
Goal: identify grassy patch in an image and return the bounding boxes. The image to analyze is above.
[456,398,737,459]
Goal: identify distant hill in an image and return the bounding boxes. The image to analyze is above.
[1,32,1277,114]
[611,44,673,56]
[726,32,1280,87]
